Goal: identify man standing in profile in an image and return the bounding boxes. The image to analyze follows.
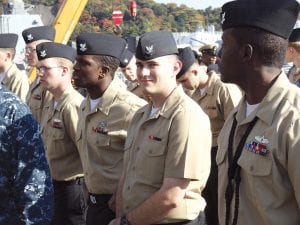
[217,0,300,225]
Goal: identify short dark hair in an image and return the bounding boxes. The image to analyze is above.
[92,55,120,78]
[231,26,287,68]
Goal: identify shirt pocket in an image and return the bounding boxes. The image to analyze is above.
[138,138,167,183]
[238,151,272,176]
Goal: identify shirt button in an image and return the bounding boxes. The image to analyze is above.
[132,166,136,170]
[127,186,130,190]
[250,166,254,171]
[137,147,140,151]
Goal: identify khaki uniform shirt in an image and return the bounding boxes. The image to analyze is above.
[192,73,242,147]
[217,73,300,225]
[2,64,29,102]
[76,79,146,194]
[122,86,212,223]
[41,85,84,181]
[127,81,145,99]
[26,76,52,123]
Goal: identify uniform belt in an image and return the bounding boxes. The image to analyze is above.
[52,177,84,186]
[88,193,112,205]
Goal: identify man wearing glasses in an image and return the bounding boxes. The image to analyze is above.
[22,25,55,123]
[36,42,86,225]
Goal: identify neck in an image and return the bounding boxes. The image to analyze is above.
[293,55,300,67]
[88,80,111,100]
[150,86,176,108]
[242,67,280,104]
[52,83,70,101]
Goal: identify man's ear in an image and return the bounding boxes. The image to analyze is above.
[99,65,110,79]
[174,59,182,76]
[241,44,253,62]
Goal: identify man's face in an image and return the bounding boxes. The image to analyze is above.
[25,40,43,67]
[177,68,199,90]
[37,58,63,91]
[73,54,101,89]
[136,55,180,95]
[121,56,137,81]
[201,52,217,66]
[285,45,294,63]
[219,29,242,84]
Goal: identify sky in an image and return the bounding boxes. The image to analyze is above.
[153,0,230,10]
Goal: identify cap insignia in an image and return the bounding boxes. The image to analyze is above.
[40,50,47,58]
[79,43,87,52]
[27,34,34,41]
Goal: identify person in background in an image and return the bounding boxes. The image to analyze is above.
[217,0,300,225]
[109,30,211,225]
[22,25,55,123]
[36,42,86,225]
[119,48,145,99]
[285,28,300,87]
[73,32,146,225]
[0,33,29,101]
[0,84,53,224]
[177,46,242,225]
[199,44,220,73]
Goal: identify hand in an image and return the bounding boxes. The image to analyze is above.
[108,217,121,225]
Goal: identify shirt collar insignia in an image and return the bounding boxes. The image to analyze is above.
[255,135,269,144]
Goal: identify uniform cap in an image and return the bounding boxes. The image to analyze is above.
[22,26,55,44]
[135,31,178,60]
[76,32,126,60]
[177,47,196,79]
[119,47,134,68]
[220,0,300,39]
[199,44,217,56]
[36,42,76,63]
[0,33,18,48]
[289,28,300,42]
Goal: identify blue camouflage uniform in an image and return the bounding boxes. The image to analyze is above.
[0,85,53,224]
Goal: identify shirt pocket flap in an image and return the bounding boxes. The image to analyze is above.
[143,140,166,157]
[238,151,272,176]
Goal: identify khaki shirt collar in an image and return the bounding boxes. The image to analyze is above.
[235,72,288,126]
[55,85,75,111]
[82,79,119,115]
[137,85,184,119]
[1,63,16,85]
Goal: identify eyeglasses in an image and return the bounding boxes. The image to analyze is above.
[25,47,36,53]
[37,66,62,73]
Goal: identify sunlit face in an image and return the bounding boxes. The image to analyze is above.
[136,55,181,96]
[121,56,137,81]
[25,40,48,67]
[73,54,101,89]
[37,58,64,91]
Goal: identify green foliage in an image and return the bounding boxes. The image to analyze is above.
[26,0,222,40]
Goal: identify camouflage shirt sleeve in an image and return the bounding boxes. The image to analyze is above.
[0,86,53,224]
